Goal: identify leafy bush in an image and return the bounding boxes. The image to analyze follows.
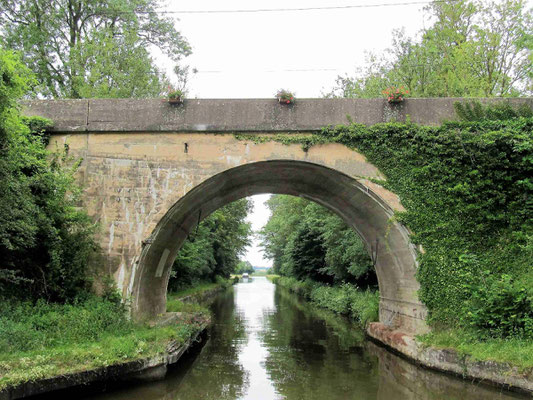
[259,195,376,287]
[168,199,252,292]
[465,273,533,339]
[274,277,379,327]
[350,290,379,327]
[454,100,533,121]
[311,284,353,315]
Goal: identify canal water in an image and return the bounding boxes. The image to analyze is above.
[83,277,524,400]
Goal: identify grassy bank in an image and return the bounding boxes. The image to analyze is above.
[167,276,232,299]
[0,278,235,391]
[0,296,208,391]
[419,330,533,371]
[270,276,379,328]
[166,277,232,314]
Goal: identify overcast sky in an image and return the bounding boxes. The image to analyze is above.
[161,0,433,98]
[158,0,434,267]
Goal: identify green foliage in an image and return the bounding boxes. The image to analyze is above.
[273,276,379,328]
[329,0,532,98]
[327,119,532,334]
[0,0,191,98]
[20,116,53,145]
[420,329,533,370]
[259,195,375,286]
[0,297,127,353]
[168,199,252,291]
[454,100,533,121]
[166,299,209,315]
[0,47,97,301]
[287,221,328,282]
[466,273,532,339]
[167,280,223,299]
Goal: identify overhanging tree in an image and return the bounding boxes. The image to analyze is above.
[0,47,96,301]
[0,0,191,98]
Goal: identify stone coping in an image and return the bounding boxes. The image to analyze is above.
[21,98,533,133]
[367,322,532,395]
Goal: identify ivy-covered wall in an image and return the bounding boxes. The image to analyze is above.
[237,114,533,338]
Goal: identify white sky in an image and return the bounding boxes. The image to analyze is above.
[244,195,272,269]
[160,0,431,98]
[157,0,433,267]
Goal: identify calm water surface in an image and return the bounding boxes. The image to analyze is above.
[83,277,524,400]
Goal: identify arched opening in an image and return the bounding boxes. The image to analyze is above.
[130,160,428,333]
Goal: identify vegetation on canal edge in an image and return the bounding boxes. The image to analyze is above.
[166,276,233,314]
[259,193,380,326]
[420,330,533,371]
[259,195,377,286]
[0,275,235,391]
[0,295,208,391]
[168,277,231,300]
[270,276,379,328]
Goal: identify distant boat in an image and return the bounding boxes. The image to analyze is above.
[242,273,249,279]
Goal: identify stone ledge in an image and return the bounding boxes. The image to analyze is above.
[21,98,533,133]
[367,322,532,395]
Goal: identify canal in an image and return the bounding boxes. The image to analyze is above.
[82,277,523,400]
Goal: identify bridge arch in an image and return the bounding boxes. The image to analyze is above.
[131,158,428,334]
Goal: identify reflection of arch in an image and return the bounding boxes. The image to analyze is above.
[131,160,428,333]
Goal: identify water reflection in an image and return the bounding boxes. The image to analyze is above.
[80,277,526,400]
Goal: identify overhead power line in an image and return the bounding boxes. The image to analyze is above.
[198,68,340,74]
[192,60,531,75]
[131,0,459,15]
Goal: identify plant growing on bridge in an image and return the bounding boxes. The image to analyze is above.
[383,86,408,103]
[276,89,295,105]
[167,86,185,104]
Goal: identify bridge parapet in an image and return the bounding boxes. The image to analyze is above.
[22,98,533,133]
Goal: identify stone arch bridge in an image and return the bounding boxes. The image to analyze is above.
[23,98,531,336]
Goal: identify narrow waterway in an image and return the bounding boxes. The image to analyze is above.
[83,277,524,400]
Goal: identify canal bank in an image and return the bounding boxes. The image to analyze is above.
[0,324,208,400]
[367,323,533,394]
[0,283,227,400]
[269,276,532,395]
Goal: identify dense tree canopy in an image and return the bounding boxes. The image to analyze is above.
[259,195,375,287]
[329,0,532,98]
[168,199,253,291]
[0,0,191,98]
[0,47,96,301]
